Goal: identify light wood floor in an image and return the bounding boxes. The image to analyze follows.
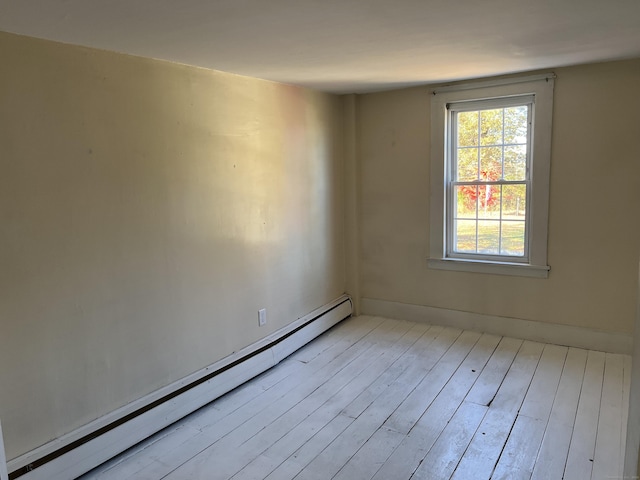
[81,315,631,480]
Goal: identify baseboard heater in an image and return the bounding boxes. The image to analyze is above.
[4,295,352,480]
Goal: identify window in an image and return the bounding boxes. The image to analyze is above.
[450,98,531,259]
[428,75,554,278]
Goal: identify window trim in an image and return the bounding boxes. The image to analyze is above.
[428,74,554,278]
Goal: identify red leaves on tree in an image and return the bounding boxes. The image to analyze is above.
[459,168,500,211]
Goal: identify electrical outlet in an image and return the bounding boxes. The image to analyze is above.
[258,308,267,327]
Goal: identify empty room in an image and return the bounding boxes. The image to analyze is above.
[1,1,640,479]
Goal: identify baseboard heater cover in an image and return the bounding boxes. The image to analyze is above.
[6,295,352,480]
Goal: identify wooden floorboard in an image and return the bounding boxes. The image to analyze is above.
[491,344,567,480]
[564,350,606,480]
[530,347,587,480]
[449,340,545,480]
[591,353,625,480]
[80,315,630,480]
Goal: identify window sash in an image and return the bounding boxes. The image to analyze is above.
[445,100,533,262]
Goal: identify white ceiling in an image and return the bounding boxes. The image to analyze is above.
[2,0,640,94]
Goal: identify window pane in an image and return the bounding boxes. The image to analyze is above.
[457,111,478,147]
[457,147,478,181]
[455,219,476,253]
[479,185,501,219]
[501,221,525,256]
[480,147,502,181]
[455,185,477,218]
[446,100,537,262]
[478,221,500,254]
[504,145,527,181]
[502,184,526,219]
[480,109,503,146]
[504,106,528,144]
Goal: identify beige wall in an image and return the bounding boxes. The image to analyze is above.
[0,32,345,459]
[358,59,640,335]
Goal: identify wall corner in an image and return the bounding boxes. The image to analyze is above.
[0,420,8,480]
[343,94,361,315]
[624,259,640,478]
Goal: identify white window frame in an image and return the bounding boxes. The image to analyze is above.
[428,74,554,278]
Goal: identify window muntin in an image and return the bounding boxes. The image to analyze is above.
[447,97,533,262]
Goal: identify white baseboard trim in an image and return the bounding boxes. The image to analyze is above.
[7,295,352,480]
[0,422,8,480]
[361,297,632,354]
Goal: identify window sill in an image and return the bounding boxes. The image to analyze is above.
[427,258,550,278]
